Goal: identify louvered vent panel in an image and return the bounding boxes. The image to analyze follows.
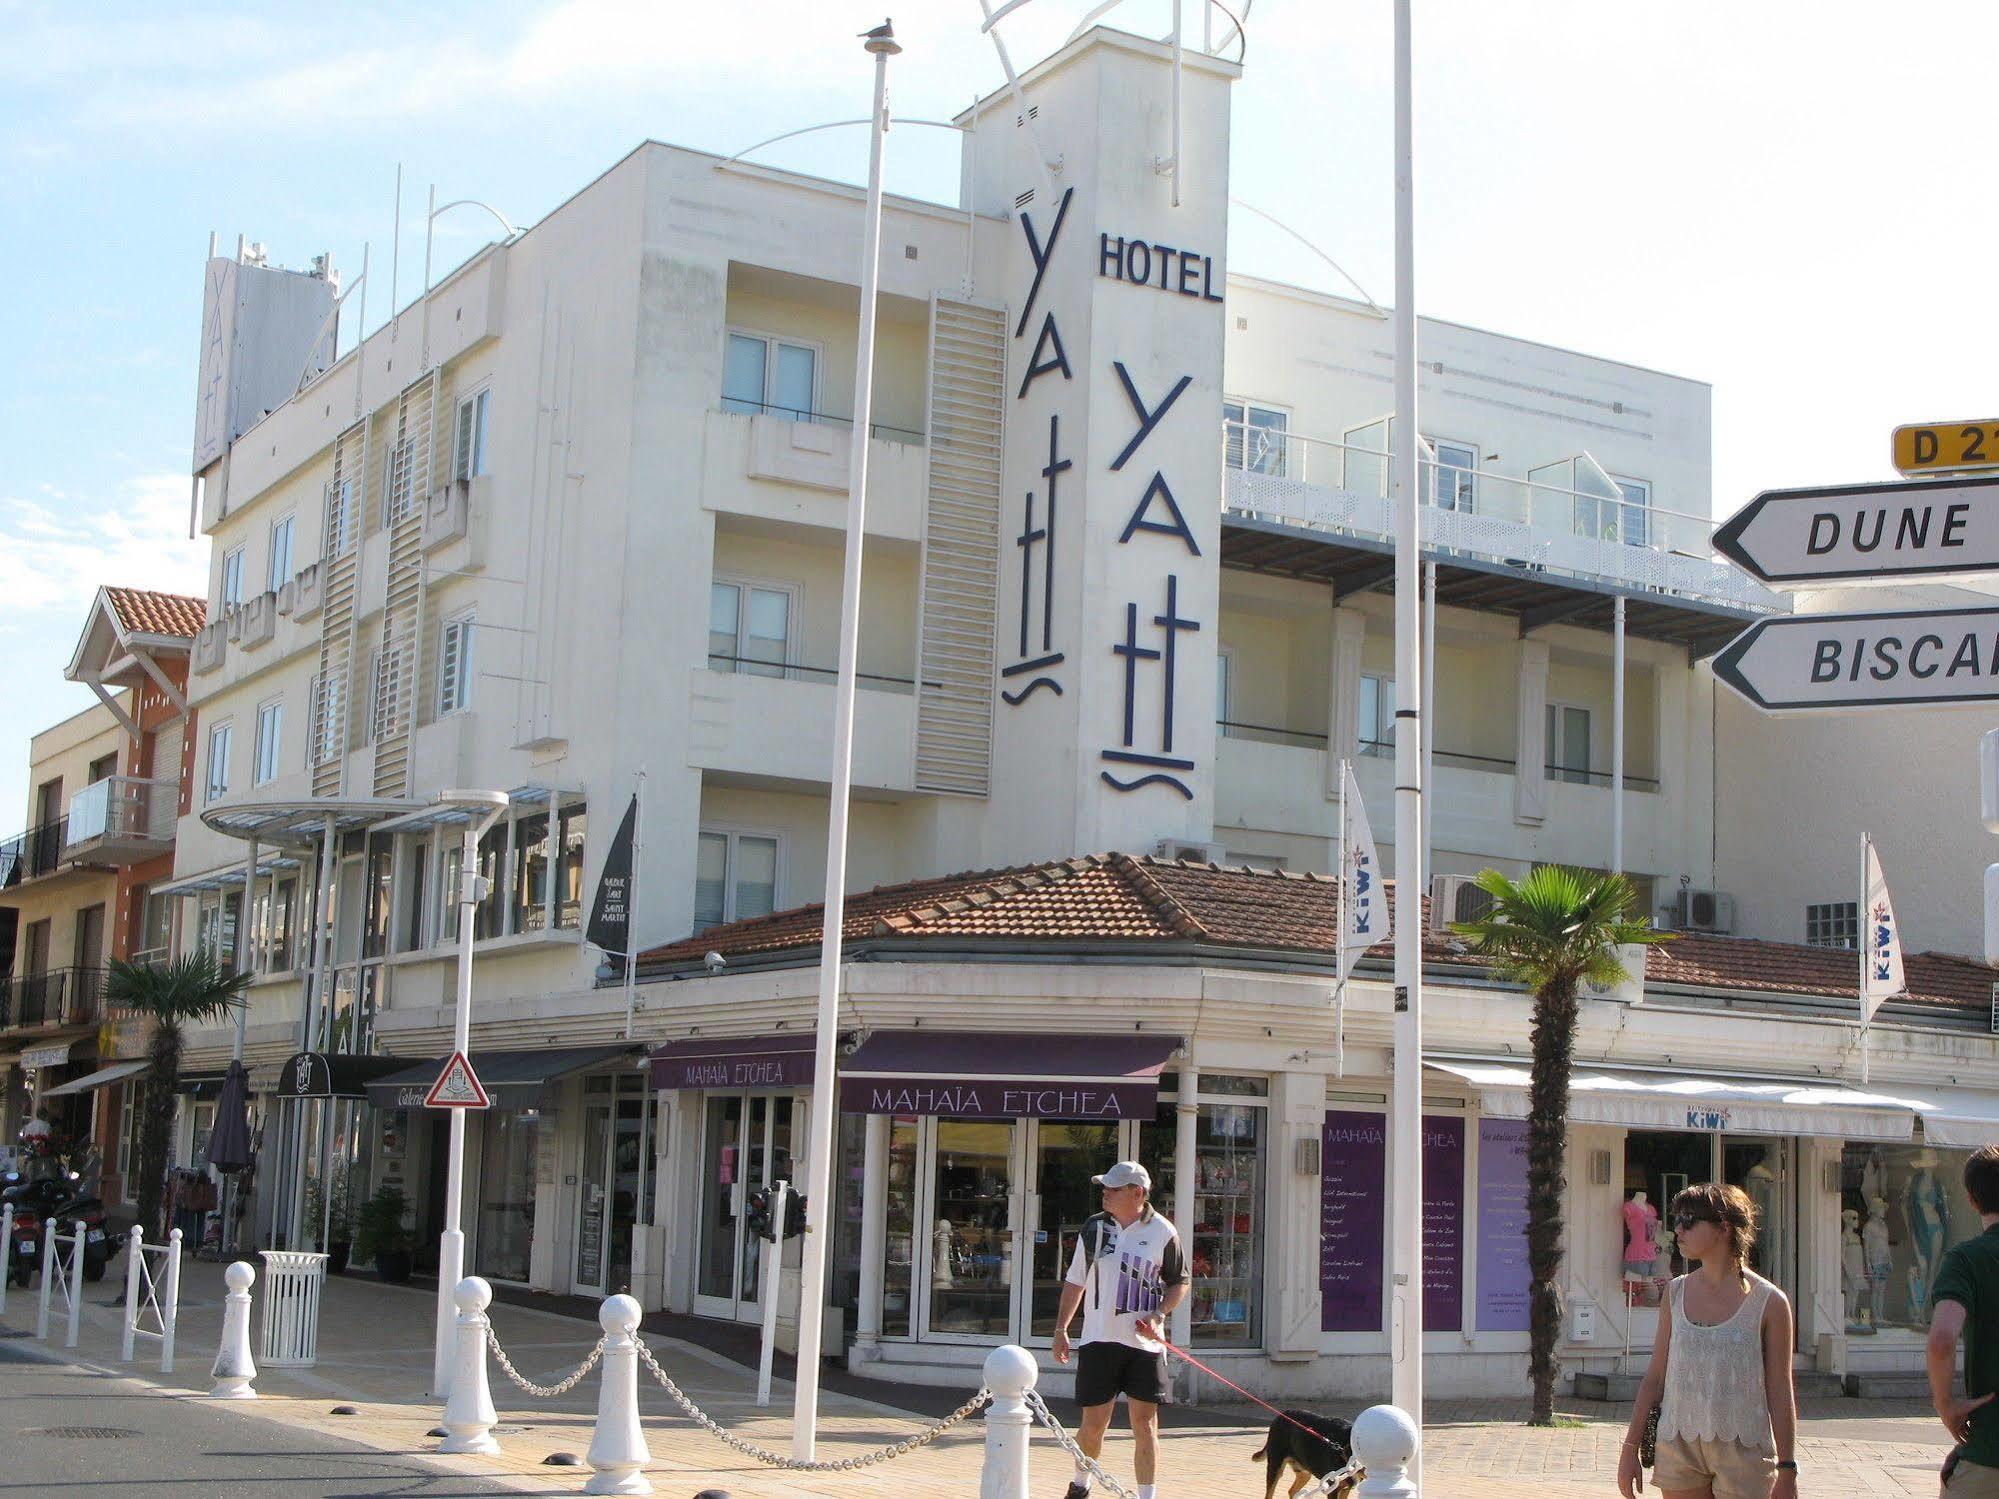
[372,373,437,798]
[311,423,368,797]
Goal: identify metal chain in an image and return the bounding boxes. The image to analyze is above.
[485,1328,606,1398]
[1295,1455,1365,1498]
[1023,1389,1137,1499]
[633,1338,988,1471]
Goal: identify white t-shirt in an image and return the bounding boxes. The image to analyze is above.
[1063,1207,1188,1351]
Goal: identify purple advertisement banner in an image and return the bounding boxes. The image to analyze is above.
[1321,1110,1387,1332]
[1476,1118,1532,1332]
[1423,1115,1466,1333]
[838,1077,1156,1120]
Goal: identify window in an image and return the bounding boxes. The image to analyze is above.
[1428,439,1477,512]
[557,803,588,930]
[371,642,408,740]
[363,836,392,960]
[384,434,421,525]
[118,1081,145,1201]
[1613,477,1652,549]
[473,821,506,940]
[268,514,295,590]
[1806,901,1859,949]
[708,581,792,677]
[1836,1140,1980,1330]
[399,841,428,952]
[1224,398,1289,478]
[695,830,779,932]
[264,876,296,972]
[1359,674,1395,756]
[1546,703,1592,784]
[87,752,118,784]
[512,811,551,933]
[134,886,173,963]
[252,699,282,786]
[439,612,475,714]
[455,388,490,480]
[311,670,346,766]
[220,546,245,610]
[205,721,233,803]
[324,476,358,558]
[1215,649,1234,734]
[722,331,818,422]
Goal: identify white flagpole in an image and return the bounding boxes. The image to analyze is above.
[623,768,646,1042]
[1860,830,1870,1085]
[1335,760,1349,1079]
[793,22,898,1461]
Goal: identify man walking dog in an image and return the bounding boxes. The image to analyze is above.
[1052,1160,1190,1499]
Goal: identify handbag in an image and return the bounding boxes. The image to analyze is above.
[1639,1404,1660,1468]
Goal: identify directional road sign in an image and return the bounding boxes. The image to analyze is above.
[424,1051,490,1109]
[1713,475,1999,588]
[1712,604,1999,712]
[1895,420,1999,476]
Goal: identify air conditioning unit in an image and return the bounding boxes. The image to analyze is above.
[1154,838,1225,865]
[1674,888,1735,934]
[1429,874,1496,933]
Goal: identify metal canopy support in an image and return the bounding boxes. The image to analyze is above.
[1517,595,1602,637]
[1612,595,1626,874]
[1330,560,1397,600]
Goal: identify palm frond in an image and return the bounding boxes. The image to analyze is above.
[105,952,252,1027]
[1450,865,1671,993]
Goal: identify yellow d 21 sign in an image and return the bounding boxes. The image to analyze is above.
[1894,421,1999,474]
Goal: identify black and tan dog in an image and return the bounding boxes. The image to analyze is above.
[1249,1408,1361,1499]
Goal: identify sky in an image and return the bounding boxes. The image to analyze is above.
[4,0,1995,831]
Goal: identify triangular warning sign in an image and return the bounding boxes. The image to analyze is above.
[424,1051,490,1109]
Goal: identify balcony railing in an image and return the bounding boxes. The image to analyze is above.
[65,776,176,852]
[706,653,937,696]
[1217,725,1659,791]
[0,966,107,1030]
[719,396,926,445]
[0,816,69,885]
[1220,422,1786,615]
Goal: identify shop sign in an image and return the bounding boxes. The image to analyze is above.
[21,1044,72,1070]
[1320,1110,1387,1332]
[838,1076,1152,1121]
[1475,1119,1532,1332]
[1423,1117,1466,1333]
[1686,1105,1731,1131]
[279,1052,333,1098]
[654,1050,814,1091]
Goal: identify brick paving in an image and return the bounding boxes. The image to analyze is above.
[0,1259,1957,1496]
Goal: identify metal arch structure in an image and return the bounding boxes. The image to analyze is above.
[1228,197,1388,318]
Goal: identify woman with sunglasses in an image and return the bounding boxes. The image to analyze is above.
[1617,1182,1800,1499]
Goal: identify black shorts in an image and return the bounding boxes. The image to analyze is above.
[1073,1341,1170,1408]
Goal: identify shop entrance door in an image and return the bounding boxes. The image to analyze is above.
[1022,1120,1125,1344]
[1723,1136,1795,1308]
[574,1075,648,1296]
[692,1092,797,1322]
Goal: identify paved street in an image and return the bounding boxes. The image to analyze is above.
[0,1258,1966,1496]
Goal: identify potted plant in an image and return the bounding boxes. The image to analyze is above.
[355,1183,414,1284]
[302,1172,354,1273]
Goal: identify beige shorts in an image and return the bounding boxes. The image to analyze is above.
[1946,1457,1999,1497]
[1652,1433,1775,1499]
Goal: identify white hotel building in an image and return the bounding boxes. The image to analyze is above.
[158,24,1999,1400]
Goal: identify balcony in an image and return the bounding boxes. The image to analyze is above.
[0,966,106,1031]
[0,817,69,886]
[702,409,927,541]
[687,659,917,792]
[64,776,177,865]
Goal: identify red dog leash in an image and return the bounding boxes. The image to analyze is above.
[1152,1331,1330,1443]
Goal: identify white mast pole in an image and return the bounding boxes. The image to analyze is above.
[1388,0,1427,1448]
[1860,831,1871,1085]
[793,20,898,1462]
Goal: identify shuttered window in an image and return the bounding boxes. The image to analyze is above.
[454,389,490,481]
[438,612,475,715]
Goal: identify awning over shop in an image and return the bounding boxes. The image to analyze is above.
[650,1033,818,1091]
[273,1052,412,1100]
[1878,1084,1999,1149]
[839,1031,1183,1121]
[1426,1058,1922,1141]
[365,1046,643,1111]
[153,853,303,897]
[39,1059,149,1098]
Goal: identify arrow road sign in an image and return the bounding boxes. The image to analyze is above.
[1712,475,1999,587]
[1712,604,1999,712]
[424,1051,490,1109]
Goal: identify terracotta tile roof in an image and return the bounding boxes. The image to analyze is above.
[640,852,1997,1016]
[105,587,206,639]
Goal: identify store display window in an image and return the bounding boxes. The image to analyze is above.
[927,1120,1014,1336]
[1620,1131,1709,1307]
[1138,1074,1267,1347]
[1840,1141,1981,1334]
[882,1118,917,1337]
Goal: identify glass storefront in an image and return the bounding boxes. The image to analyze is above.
[478,1109,540,1283]
[882,1117,918,1337]
[1840,1141,1976,1333]
[927,1120,1014,1337]
[694,1091,796,1317]
[1139,1076,1267,1347]
[1621,1130,1712,1306]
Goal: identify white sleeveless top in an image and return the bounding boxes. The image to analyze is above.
[1657,1271,1777,1454]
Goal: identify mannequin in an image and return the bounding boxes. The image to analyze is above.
[1841,1208,1867,1330]
[1862,1194,1893,1327]
[1904,1151,1950,1325]
[1652,1213,1676,1282]
[1740,1161,1778,1274]
[1623,1191,1659,1276]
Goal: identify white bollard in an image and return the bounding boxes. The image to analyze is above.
[584,1294,652,1496]
[64,1220,84,1349]
[210,1261,259,1398]
[0,1201,13,1314]
[36,1218,55,1339]
[1353,1403,1420,1498]
[438,1276,499,1455]
[978,1344,1037,1499]
[160,1229,183,1375]
[122,1226,144,1360]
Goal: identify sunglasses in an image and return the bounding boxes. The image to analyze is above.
[1672,1212,1718,1231]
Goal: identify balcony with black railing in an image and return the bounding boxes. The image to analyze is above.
[0,965,107,1031]
[0,816,69,886]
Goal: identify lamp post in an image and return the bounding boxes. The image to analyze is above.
[421,194,520,370]
[791,18,898,1463]
[431,788,509,1399]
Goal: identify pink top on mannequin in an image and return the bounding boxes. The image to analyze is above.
[1623,1194,1658,1264]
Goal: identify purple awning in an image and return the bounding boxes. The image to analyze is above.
[650,1033,816,1091]
[839,1031,1182,1121]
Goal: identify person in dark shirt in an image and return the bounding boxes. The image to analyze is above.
[1929,1143,1999,1494]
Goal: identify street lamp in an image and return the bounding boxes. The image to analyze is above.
[431,788,509,1399]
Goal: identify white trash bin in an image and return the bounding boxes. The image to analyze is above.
[256,1250,328,1367]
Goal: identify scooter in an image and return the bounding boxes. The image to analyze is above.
[2,1171,112,1286]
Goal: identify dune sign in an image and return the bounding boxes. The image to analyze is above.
[1713,475,1999,587]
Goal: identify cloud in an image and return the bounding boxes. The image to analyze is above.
[0,474,208,619]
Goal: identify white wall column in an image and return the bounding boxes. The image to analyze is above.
[1611,596,1626,874]
[853,1112,889,1357]
[1795,1136,1845,1373]
[1514,638,1550,825]
[1269,1070,1323,1358]
[1170,1054,1197,1349]
[1327,605,1367,797]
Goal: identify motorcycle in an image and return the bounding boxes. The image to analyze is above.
[2,1170,112,1286]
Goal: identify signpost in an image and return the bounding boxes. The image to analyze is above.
[424,1052,490,1110]
[1712,475,1999,587]
[1711,604,1999,713]
[1895,421,1999,476]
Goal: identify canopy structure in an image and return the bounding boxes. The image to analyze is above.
[365,1046,643,1110]
[839,1030,1183,1122]
[39,1059,149,1098]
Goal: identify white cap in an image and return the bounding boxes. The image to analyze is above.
[1092,1161,1151,1191]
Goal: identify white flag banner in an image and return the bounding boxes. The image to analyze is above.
[1340,762,1389,980]
[1862,839,1905,1022]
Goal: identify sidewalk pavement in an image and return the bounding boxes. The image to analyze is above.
[0,1255,1960,1496]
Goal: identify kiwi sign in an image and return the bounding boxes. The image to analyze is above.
[1712,475,1999,588]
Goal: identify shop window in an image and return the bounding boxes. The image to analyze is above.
[1840,1141,1977,1333]
[882,1117,918,1338]
[1137,1079,1267,1347]
[1621,1131,1712,1305]
[927,1120,1014,1336]
[695,829,779,933]
[476,1109,539,1283]
[1806,901,1858,950]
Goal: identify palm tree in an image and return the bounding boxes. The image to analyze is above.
[1452,866,1668,1426]
[104,953,251,1239]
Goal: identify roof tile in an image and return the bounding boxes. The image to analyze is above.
[105,587,206,639]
